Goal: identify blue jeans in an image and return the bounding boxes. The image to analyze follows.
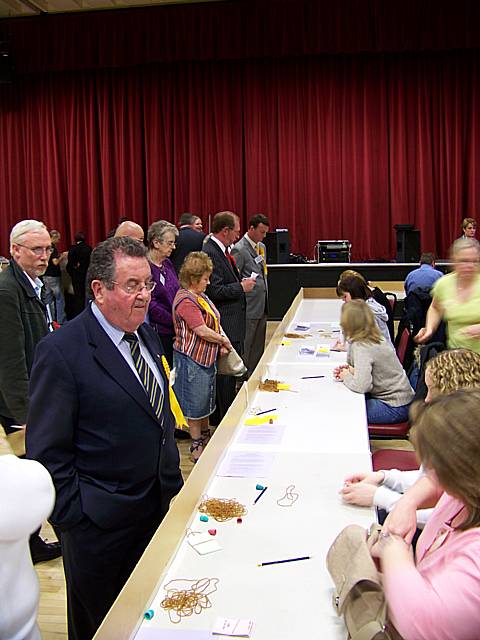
[366,397,410,424]
[43,275,66,324]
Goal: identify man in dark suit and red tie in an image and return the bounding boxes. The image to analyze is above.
[203,211,256,422]
[26,236,183,640]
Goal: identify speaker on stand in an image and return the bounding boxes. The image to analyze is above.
[394,224,421,262]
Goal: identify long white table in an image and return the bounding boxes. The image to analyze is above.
[95,292,374,640]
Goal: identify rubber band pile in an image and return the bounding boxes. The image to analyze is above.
[259,379,282,392]
[198,496,247,522]
[160,577,219,623]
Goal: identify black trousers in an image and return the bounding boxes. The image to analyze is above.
[61,509,163,640]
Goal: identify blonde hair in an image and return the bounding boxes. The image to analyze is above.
[340,300,382,344]
[410,389,480,530]
[179,251,212,288]
[426,349,480,398]
[450,237,480,261]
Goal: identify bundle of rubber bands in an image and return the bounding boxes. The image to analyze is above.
[160,577,219,623]
[259,379,282,392]
[198,496,247,522]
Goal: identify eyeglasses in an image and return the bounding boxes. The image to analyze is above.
[110,280,157,295]
[16,243,54,256]
[160,240,176,247]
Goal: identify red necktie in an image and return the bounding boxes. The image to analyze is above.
[226,252,237,269]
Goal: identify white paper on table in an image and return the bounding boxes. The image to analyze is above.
[236,424,285,446]
[216,452,275,478]
[212,617,254,637]
[187,532,222,555]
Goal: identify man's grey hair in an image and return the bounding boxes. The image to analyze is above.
[147,220,178,248]
[10,220,48,249]
[450,237,480,259]
[87,236,148,295]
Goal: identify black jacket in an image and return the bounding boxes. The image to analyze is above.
[0,260,49,423]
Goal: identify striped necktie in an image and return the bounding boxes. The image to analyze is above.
[123,332,164,420]
[257,244,268,276]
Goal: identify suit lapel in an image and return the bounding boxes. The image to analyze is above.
[85,310,161,424]
[209,238,240,281]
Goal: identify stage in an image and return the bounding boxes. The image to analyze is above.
[267,261,449,320]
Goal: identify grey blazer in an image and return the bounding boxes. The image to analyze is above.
[231,236,268,319]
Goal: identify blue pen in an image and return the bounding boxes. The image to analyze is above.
[254,486,268,504]
[256,408,277,415]
[301,375,325,379]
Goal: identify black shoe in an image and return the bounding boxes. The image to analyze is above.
[174,428,190,440]
[30,537,62,564]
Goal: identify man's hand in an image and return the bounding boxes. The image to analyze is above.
[241,277,256,293]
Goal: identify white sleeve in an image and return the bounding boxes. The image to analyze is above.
[382,467,423,493]
[0,455,55,541]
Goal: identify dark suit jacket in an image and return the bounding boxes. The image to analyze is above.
[203,238,246,347]
[0,260,49,423]
[170,227,206,273]
[66,241,92,293]
[26,306,183,531]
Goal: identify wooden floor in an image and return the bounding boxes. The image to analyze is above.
[35,321,413,639]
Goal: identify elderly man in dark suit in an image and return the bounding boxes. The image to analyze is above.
[26,237,183,640]
[170,212,206,273]
[232,214,270,377]
[203,211,256,422]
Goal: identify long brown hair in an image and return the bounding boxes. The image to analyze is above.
[410,389,480,530]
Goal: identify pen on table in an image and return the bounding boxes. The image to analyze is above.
[301,375,325,379]
[253,486,268,504]
[257,555,311,567]
[256,408,277,415]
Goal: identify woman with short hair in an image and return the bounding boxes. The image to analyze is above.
[334,300,414,423]
[172,252,231,462]
[147,220,180,365]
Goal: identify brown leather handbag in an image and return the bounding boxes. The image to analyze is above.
[326,523,402,640]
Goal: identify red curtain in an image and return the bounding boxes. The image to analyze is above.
[1,50,480,259]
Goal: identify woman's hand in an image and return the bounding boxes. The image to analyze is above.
[331,340,346,352]
[414,327,432,344]
[340,481,377,506]
[220,336,232,356]
[333,363,349,380]
[344,470,384,486]
[371,532,410,561]
[381,496,419,544]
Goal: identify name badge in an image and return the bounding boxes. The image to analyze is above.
[254,254,263,264]
[159,273,166,286]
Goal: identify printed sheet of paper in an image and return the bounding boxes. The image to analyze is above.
[216,452,275,478]
[236,424,285,446]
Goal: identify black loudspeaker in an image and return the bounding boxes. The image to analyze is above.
[394,225,420,262]
[265,229,290,264]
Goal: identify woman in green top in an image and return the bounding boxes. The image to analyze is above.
[416,238,480,353]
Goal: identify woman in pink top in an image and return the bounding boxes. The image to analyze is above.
[372,390,480,639]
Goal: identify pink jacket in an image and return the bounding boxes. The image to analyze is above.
[384,493,480,640]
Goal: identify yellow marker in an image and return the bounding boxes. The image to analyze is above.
[277,383,291,391]
[281,339,292,346]
[244,415,278,426]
